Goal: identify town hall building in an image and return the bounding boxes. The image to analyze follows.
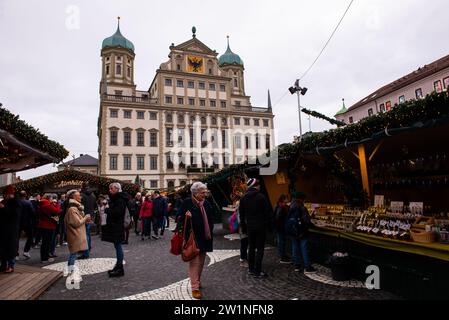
[98,20,275,189]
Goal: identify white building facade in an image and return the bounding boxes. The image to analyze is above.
[336,54,449,124]
[98,23,275,189]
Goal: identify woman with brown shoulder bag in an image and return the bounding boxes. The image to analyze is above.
[177,182,214,300]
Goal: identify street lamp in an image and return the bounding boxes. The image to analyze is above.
[289,80,308,142]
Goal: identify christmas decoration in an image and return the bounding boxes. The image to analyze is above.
[0,169,140,195]
[0,104,69,162]
[301,107,346,127]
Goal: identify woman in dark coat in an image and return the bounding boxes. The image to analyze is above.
[101,183,129,278]
[0,186,22,273]
[178,182,214,300]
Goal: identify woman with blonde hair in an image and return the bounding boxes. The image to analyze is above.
[64,189,91,282]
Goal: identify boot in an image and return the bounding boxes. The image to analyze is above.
[109,263,124,278]
[107,263,119,275]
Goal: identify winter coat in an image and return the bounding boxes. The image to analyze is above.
[178,197,214,253]
[81,190,97,215]
[239,188,272,233]
[273,203,289,233]
[65,199,88,254]
[37,199,61,230]
[287,201,313,239]
[131,198,142,219]
[101,192,129,243]
[19,199,35,229]
[152,196,168,219]
[139,200,153,218]
[0,197,22,260]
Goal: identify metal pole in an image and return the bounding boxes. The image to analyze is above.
[308,114,312,133]
[297,91,302,141]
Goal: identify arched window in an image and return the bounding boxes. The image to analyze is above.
[211,117,217,125]
[201,117,207,125]
[116,64,122,75]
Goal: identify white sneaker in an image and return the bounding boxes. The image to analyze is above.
[23,252,31,259]
[63,242,68,246]
[63,265,70,277]
[72,266,83,282]
[48,258,55,263]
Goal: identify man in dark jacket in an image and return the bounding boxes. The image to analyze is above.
[239,178,272,278]
[287,191,316,273]
[80,186,97,258]
[101,183,128,277]
[130,192,142,235]
[18,191,35,259]
[0,186,22,273]
[152,191,167,238]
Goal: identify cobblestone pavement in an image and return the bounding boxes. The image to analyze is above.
[16,222,399,300]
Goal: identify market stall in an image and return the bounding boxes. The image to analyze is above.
[202,91,449,299]
[0,169,140,195]
[0,104,68,173]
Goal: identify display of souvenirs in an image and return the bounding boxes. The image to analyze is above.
[309,202,448,245]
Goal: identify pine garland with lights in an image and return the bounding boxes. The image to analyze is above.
[0,169,140,195]
[301,107,346,127]
[0,104,69,161]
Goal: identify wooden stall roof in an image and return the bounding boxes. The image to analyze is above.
[0,104,69,173]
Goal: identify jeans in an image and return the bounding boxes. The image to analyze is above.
[81,224,91,257]
[291,237,311,268]
[152,216,160,236]
[114,242,124,264]
[50,228,58,255]
[39,228,53,261]
[240,236,249,261]
[142,217,152,237]
[20,225,34,253]
[247,229,266,274]
[159,216,166,234]
[59,220,67,245]
[277,232,287,259]
[68,253,78,266]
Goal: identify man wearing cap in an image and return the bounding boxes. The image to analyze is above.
[288,191,316,273]
[239,178,272,278]
[0,186,22,273]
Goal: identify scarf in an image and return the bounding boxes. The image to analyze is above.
[192,196,211,240]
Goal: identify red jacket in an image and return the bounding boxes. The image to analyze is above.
[139,200,153,218]
[37,199,61,230]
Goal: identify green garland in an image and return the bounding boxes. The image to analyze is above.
[1,169,140,195]
[0,104,69,162]
[203,92,449,187]
[301,107,346,127]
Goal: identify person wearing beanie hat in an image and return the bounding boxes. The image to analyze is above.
[0,185,22,273]
[239,178,272,279]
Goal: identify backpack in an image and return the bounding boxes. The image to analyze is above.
[285,208,306,238]
[124,204,131,229]
[228,211,239,234]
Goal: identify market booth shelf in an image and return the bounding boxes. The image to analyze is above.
[202,91,449,299]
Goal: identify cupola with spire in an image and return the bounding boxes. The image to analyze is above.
[218,36,244,67]
[335,98,348,117]
[102,17,135,52]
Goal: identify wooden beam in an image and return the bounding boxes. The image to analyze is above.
[358,144,370,198]
[369,140,384,162]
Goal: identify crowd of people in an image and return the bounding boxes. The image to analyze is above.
[0,177,315,300]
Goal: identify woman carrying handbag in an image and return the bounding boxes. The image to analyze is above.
[177,182,214,300]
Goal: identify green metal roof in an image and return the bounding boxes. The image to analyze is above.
[102,21,134,52]
[335,99,348,116]
[218,38,243,67]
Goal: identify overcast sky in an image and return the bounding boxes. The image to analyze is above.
[1,0,449,180]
